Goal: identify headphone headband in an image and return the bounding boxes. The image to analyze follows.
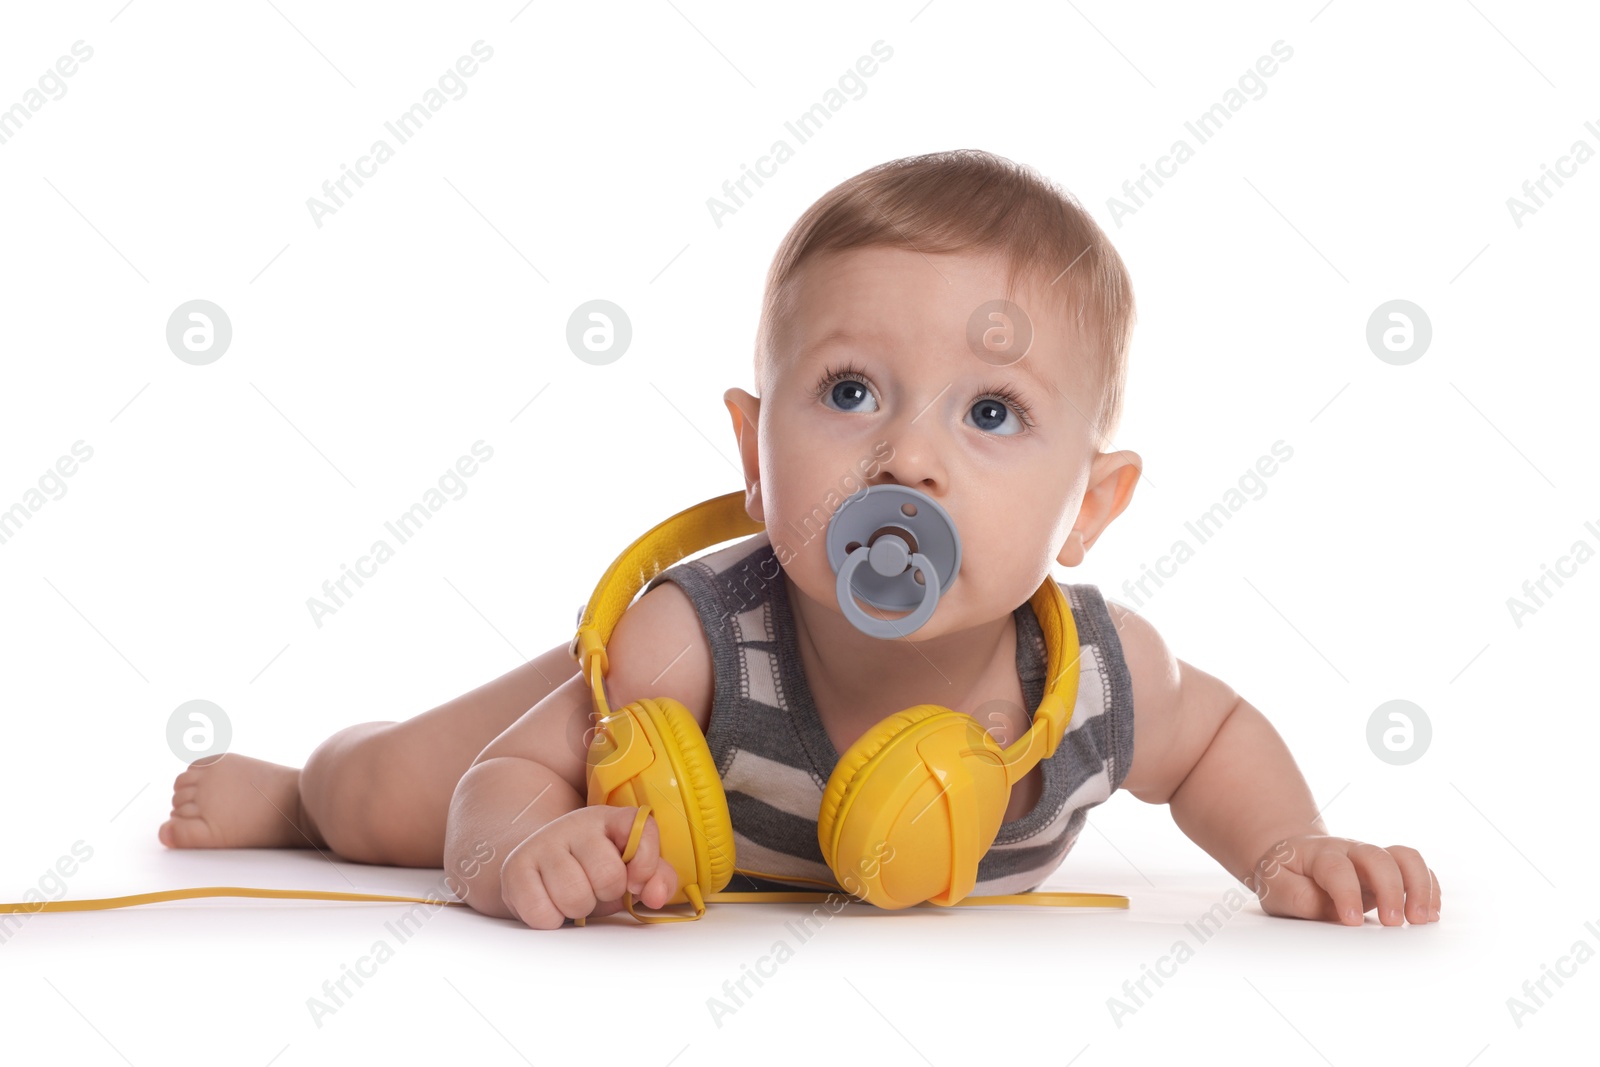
[569,491,1080,761]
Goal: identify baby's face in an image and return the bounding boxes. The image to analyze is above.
[727,244,1114,640]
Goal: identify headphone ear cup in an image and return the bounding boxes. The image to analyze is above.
[819,706,1011,909]
[590,696,737,903]
[645,697,737,895]
[817,705,948,886]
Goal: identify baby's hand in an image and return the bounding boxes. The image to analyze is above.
[1250,834,1441,926]
[499,806,680,929]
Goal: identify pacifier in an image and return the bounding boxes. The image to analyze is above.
[824,485,962,638]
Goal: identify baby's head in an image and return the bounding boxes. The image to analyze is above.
[724,149,1142,638]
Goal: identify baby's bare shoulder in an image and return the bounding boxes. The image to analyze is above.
[603,579,715,735]
[1103,598,1180,707]
[1102,598,1240,805]
[474,580,714,798]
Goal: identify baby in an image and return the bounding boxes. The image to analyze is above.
[159,149,1440,930]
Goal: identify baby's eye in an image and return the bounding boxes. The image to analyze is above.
[967,397,1026,436]
[819,376,878,414]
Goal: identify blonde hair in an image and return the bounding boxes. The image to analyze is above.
[754,149,1136,443]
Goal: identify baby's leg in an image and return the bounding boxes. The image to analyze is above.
[159,641,581,867]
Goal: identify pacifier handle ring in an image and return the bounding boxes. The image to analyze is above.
[835,547,943,638]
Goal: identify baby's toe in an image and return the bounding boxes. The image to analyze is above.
[154,752,308,849]
[159,812,218,849]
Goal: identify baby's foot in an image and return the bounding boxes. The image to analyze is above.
[158,754,322,850]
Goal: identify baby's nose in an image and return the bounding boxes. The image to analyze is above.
[870,435,947,496]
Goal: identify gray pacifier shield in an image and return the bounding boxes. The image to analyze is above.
[825,485,961,638]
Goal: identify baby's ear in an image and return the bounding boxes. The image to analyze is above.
[1059,449,1141,565]
[1056,529,1087,568]
[723,388,763,522]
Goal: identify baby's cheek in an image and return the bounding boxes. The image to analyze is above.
[791,544,837,603]
[966,518,1021,570]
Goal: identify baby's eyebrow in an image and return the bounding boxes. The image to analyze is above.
[1005,351,1055,392]
[799,325,1066,401]
[797,327,879,362]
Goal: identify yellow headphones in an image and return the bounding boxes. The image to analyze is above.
[0,491,1127,923]
[569,490,1128,923]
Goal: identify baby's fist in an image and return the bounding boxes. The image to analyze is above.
[1249,834,1441,926]
[499,806,680,929]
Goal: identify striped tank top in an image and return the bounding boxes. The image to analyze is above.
[641,532,1134,897]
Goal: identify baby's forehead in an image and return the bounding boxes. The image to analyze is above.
[780,264,1087,385]
[791,247,1074,333]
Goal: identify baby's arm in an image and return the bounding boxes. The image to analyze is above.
[443,581,713,925]
[1109,602,1441,926]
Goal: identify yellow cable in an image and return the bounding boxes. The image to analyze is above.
[0,881,1125,916]
[0,886,467,913]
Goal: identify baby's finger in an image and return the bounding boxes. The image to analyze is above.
[1348,843,1406,926]
[1308,847,1366,925]
[639,860,680,910]
[621,811,662,895]
[568,830,630,905]
[538,849,599,923]
[588,897,627,919]
[1384,845,1434,924]
[501,857,569,930]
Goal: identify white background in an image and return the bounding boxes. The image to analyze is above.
[2,0,1596,1063]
